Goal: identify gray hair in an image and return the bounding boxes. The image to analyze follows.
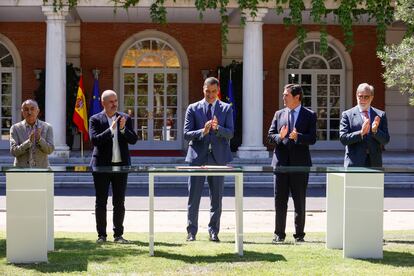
[101,90,117,102]
[356,83,374,96]
[21,99,39,110]
[203,77,219,88]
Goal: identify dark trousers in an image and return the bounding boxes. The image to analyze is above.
[93,172,128,238]
[187,153,224,235]
[274,172,309,239]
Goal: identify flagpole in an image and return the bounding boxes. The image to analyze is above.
[80,131,84,158]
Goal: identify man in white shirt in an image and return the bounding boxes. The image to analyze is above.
[89,90,138,243]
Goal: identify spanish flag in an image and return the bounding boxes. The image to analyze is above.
[73,75,89,142]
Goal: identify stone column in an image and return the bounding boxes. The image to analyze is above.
[237,8,269,159]
[42,6,70,158]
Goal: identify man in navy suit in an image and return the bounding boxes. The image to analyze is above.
[89,90,138,243]
[268,84,317,243]
[184,77,234,242]
[340,83,390,167]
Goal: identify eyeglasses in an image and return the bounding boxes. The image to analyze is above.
[357,95,371,100]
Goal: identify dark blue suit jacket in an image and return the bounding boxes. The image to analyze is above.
[339,106,390,167]
[184,100,234,165]
[268,106,317,167]
[89,111,138,166]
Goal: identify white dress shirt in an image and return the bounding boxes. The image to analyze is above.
[106,114,122,163]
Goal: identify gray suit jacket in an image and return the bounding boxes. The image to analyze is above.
[339,106,390,167]
[10,119,54,168]
[184,100,234,165]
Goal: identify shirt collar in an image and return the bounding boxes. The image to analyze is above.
[24,119,39,128]
[203,98,217,108]
[105,113,117,120]
[289,104,301,113]
[357,105,371,113]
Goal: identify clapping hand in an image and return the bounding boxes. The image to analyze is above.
[119,116,126,130]
[289,128,298,141]
[361,117,370,136]
[371,116,380,133]
[211,116,219,131]
[203,120,212,135]
[279,125,288,139]
[111,116,121,130]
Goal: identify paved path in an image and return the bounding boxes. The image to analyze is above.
[1,191,413,234]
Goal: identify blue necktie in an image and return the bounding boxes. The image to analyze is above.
[206,104,212,121]
[288,110,295,134]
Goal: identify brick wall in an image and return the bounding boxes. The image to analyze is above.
[0,23,46,103]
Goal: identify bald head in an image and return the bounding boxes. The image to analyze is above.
[101,90,117,102]
[101,90,118,117]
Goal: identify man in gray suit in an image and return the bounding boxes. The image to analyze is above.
[10,99,54,168]
[340,83,390,167]
[184,77,234,242]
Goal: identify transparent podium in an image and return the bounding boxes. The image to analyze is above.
[2,165,412,262]
[148,166,244,256]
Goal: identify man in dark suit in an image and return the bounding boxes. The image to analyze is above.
[184,77,234,242]
[268,84,317,243]
[340,83,390,167]
[89,90,138,243]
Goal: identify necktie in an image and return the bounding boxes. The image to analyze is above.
[206,104,212,121]
[29,127,37,167]
[288,110,295,134]
[362,110,369,121]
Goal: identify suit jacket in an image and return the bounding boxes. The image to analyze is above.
[89,111,138,166]
[268,106,317,167]
[10,119,54,168]
[339,106,390,167]
[184,100,234,165]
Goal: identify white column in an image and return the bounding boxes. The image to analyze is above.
[237,8,269,159]
[42,6,70,158]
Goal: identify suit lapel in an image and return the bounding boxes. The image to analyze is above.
[369,107,377,123]
[214,100,223,122]
[279,108,287,130]
[351,106,363,128]
[100,111,110,129]
[197,101,208,122]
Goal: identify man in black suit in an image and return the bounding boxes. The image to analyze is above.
[89,90,138,243]
[268,84,317,243]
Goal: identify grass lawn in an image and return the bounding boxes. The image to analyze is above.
[0,231,413,275]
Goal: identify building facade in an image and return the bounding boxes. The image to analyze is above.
[0,1,412,157]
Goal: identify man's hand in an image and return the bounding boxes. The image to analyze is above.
[289,128,298,141]
[29,130,35,143]
[119,116,126,130]
[211,115,219,130]
[361,117,370,136]
[203,120,212,135]
[279,125,288,139]
[34,127,42,142]
[111,116,121,130]
[371,116,380,133]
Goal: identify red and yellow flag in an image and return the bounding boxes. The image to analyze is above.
[73,75,89,142]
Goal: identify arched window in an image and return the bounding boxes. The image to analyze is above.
[0,42,15,146]
[120,38,182,150]
[286,41,345,143]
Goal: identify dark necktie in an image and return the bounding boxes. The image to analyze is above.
[288,109,295,134]
[206,103,212,121]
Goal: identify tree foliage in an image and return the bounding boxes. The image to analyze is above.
[378,0,414,105]
[43,0,394,54]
